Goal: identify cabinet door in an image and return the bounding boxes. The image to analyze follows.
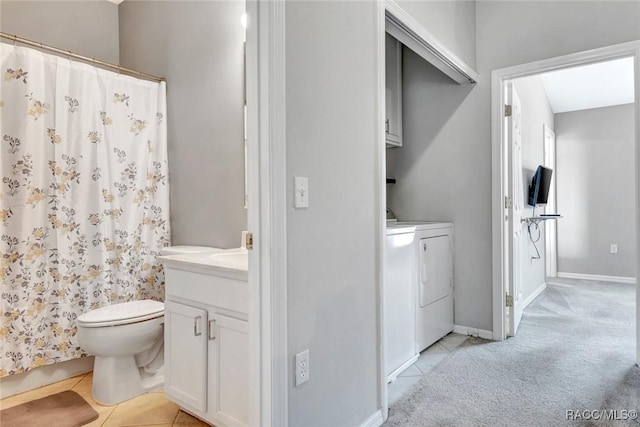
[385,33,403,147]
[209,314,249,427]
[418,236,451,307]
[165,301,208,413]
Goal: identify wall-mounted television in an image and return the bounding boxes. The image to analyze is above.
[528,165,552,207]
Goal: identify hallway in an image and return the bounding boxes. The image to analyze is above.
[385,278,638,426]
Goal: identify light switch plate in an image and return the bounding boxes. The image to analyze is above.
[294,177,309,208]
[610,244,618,254]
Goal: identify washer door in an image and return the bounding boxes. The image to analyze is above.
[419,235,451,307]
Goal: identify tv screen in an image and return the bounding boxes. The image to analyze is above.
[528,166,552,207]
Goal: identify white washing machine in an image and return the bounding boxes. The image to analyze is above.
[384,223,417,380]
[384,221,454,381]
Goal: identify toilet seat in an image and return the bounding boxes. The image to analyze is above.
[78,300,164,328]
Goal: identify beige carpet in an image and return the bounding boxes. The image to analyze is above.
[0,390,98,427]
[385,279,638,426]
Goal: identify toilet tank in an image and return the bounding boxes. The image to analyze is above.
[159,245,220,256]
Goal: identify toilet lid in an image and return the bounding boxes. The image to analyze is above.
[77,300,164,327]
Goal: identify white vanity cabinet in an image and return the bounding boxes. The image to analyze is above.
[385,33,403,148]
[163,260,249,427]
[164,301,208,413]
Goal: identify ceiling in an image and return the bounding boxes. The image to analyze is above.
[540,56,635,114]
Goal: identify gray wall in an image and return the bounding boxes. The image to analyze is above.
[119,1,247,249]
[285,2,379,425]
[387,49,477,326]
[392,0,640,332]
[556,104,636,277]
[386,0,478,331]
[513,76,554,301]
[395,0,476,69]
[0,1,119,64]
[3,0,248,248]
[434,0,640,331]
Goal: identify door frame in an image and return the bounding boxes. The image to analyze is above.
[491,41,640,350]
[245,1,287,426]
[543,124,557,278]
[505,82,525,337]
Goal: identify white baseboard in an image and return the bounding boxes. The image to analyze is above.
[386,354,419,384]
[359,409,384,427]
[0,357,94,399]
[557,272,636,284]
[453,325,493,340]
[522,282,547,309]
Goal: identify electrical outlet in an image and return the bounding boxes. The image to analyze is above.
[295,349,310,386]
[610,244,618,254]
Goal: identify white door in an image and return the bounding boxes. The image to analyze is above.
[506,82,524,337]
[543,124,557,278]
[164,301,208,413]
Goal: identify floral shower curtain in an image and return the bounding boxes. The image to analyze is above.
[0,44,170,377]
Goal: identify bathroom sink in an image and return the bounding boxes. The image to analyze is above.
[208,250,248,271]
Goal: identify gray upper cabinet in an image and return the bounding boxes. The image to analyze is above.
[385,33,402,148]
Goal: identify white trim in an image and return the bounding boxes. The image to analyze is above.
[491,69,507,342]
[359,410,385,427]
[453,325,493,341]
[491,40,640,344]
[635,43,640,367]
[557,272,637,284]
[386,354,419,384]
[0,357,94,399]
[522,283,547,309]
[246,1,287,426]
[384,0,477,85]
[543,124,557,278]
[376,0,388,422]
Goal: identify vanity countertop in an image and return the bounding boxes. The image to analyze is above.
[386,220,453,234]
[160,248,248,281]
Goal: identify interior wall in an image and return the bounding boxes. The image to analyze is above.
[119,1,247,249]
[450,0,640,331]
[556,104,636,278]
[512,76,554,301]
[0,0,120,64]
[387,48,476,326]
[285,1,379,425]
[385,0,478,333]
[394,0,476,69]
[393,0,640,332]
[0,0,118,396]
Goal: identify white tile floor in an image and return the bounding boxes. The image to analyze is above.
[388,333,469,405]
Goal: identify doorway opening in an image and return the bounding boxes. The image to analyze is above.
[491,42,640,356]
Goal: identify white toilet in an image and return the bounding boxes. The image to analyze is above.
[77,246,216,405]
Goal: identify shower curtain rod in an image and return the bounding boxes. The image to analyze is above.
[0,32,165,83]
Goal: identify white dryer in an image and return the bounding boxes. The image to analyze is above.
[411,222,454,352]
[384,221,454,381]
